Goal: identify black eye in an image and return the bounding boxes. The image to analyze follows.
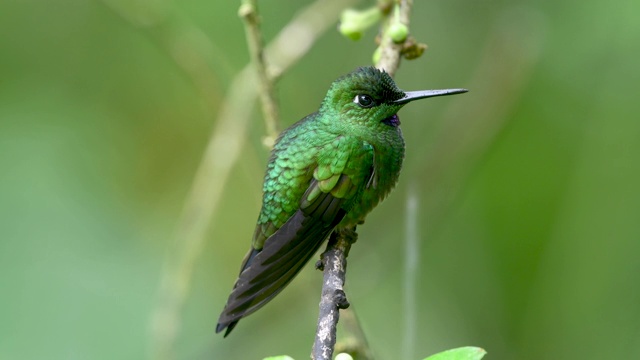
[354,94,375,108]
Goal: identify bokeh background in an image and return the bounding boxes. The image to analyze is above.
[1,0,639,359]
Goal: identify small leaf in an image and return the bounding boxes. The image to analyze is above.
[335,353,354,360]
[339,22,364,41]
[262,356,295,360]
[338,7,382,41]
[422,346,487,360]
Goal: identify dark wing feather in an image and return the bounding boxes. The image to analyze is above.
[216,179,348,336]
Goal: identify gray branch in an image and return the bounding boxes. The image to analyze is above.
[312,229,357,360]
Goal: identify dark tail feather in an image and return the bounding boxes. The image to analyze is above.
[215,248,259,337]
[216,247,259,337]
[238,248,260,279]
[217,321,238,337]
[216,208,345,336]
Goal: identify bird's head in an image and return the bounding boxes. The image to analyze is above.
[319,66,467,130]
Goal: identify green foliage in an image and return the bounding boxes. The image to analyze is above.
[423,347,487,360]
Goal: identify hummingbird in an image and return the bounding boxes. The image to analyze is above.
[216,66,467,336]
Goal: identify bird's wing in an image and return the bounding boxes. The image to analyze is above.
[216,137,373,336]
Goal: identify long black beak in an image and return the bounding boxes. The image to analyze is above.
[393,89,468,104]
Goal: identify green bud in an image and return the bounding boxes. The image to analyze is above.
[388,22,409,43]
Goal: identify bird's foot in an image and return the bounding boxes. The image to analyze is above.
[337,227,359,244]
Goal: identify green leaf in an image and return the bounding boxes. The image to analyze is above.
[335,353,354,360]
[262,356,294,360]
[422,346,487,360]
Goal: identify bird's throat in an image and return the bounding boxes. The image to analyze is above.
[382,114,400,127]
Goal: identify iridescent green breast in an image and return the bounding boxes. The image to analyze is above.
[339,127,405,227]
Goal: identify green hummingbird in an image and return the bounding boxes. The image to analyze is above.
[216,66,466,336]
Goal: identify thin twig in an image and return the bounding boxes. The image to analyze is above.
[312,2,416,359]
[148,1,360,359]
[403,182,420,360]
[239,0,280,145]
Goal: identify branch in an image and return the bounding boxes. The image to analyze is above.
[239,0,280,146]
[312,229,357,360]
[312,2,417,359]
[376,0,414,76]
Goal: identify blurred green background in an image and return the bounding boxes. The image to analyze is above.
[1,0,639,359]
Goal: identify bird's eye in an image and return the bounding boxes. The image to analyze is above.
[354,94,375,108]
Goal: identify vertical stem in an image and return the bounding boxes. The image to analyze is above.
[239,0,280,145]
[403,182,420,360]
